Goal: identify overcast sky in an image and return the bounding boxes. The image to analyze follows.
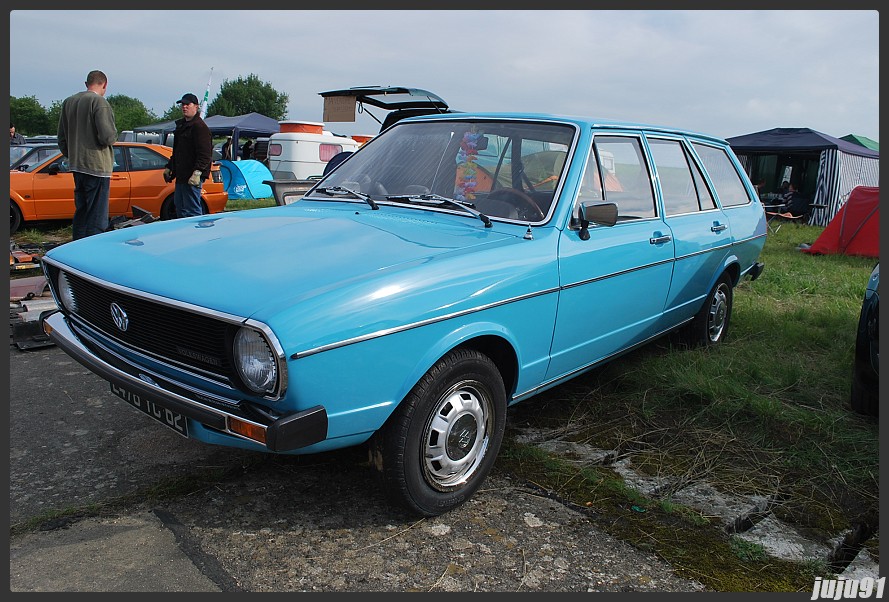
[8,9,880,142]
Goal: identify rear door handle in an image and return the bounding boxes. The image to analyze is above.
[711,224,727,232]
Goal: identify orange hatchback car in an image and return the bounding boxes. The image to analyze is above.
[10,142,228,234]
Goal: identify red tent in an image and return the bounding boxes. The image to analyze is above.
[801,186,879,258]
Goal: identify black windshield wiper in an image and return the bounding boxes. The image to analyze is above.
[386,193,492,228]
[315,186,379,210]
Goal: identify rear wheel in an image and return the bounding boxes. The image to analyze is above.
[370,348,506,517]
[10,201,23,234]
[681,273,733,346]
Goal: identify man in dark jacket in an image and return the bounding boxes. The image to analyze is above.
[163,93,212,218]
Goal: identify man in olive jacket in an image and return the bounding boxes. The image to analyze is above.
[163,93,212,218]
[57,70,117,239]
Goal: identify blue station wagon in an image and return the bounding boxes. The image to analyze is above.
[41,112,767,516]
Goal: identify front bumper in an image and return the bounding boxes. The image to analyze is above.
[41,311,327,452]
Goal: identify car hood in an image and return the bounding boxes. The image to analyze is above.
[46,204,551,351]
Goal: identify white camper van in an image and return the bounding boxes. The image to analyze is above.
[266,121,362,181]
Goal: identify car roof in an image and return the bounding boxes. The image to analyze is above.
[397,112,729,144]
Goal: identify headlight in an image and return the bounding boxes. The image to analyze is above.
[233,327,278,394]
[57,271,77,313]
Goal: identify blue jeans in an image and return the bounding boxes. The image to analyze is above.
[174,180,204,218]
[72,172,111,239]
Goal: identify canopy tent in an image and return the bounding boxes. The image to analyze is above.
[841,134,879,151]
[133,112,280,153]
[801,186,878,258]
[131,119,179,145]
[727,128,879,226]
[217,159,274,200]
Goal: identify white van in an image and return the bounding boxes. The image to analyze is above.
[266,121,362,181]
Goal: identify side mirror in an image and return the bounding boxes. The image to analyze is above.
[576,202,618,240]
[476,136,489,151]
[47,163,61,175]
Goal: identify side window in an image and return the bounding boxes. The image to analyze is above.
[691,143,753,208]
[127,146,168,171]
[41,157,69,173]
[648,139,698,216]
[113,146,126,173]
[576,145,604,207]
[594,136,655,219]
[647,138,718,216]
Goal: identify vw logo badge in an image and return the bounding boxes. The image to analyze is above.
[110,303,129,332]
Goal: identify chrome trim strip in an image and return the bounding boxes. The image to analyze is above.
[293,286,561,359]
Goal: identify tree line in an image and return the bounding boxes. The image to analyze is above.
[10,74,289,137]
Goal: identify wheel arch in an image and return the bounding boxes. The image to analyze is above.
[397,326,520,411]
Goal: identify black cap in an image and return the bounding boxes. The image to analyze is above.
[176,93,200,105]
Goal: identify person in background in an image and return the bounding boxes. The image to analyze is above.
[10,122,26,144]
[221,136,232,160]
[753,178,766,199]
[241,139,253,160]
[783,183,809,217]
[57,70,118,239]
[163,93,212,218]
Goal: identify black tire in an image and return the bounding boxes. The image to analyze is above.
[11,201,23,235]
[160,196,177,220]
[370,348,507,517]
[850,370,878,417]
[681,273,733,346]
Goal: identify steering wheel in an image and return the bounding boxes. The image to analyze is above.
[488,188,545,221]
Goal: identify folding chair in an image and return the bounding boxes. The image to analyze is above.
[765,209,803,233]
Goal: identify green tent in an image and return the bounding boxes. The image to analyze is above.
[840,134,879,151]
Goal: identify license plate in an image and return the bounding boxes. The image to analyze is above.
[110,383,189,437]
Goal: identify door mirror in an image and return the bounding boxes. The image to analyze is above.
[576,202,618,240]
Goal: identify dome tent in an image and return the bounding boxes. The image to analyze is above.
[801,186,879,258]
[217,159,273,200]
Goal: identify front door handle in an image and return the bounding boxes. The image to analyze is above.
[711,224,727,232]
[649,235,672,245]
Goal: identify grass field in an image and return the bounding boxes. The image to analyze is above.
[498,222,879,591]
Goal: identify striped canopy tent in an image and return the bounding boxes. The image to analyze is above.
[727,128,879,226]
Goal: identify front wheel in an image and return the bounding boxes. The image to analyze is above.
[370,348,507,516]
[681,273,733,346]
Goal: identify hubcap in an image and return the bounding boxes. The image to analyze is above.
[707,285,728,342]
[422,382,491,490]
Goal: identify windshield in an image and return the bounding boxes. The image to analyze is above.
[307,119,576,224]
